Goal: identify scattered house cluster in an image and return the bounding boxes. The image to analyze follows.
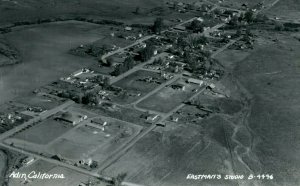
[171,83,186,91]
[0,113,22,125]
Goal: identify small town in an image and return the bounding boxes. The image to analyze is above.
[0,0,299,186]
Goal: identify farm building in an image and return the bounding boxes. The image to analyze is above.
[187,78,204,86]
[55,112,87,125]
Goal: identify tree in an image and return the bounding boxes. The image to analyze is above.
[245,28,252,36]
[106,57,114,67]
[274,21,284,31]
[123,56,135,70]
[244,10,254,23]
[255,13,268,22]
[213,8,222,15]
[236,29,242,37]
[189,20,204,33]
[153,18,164,34]
[111,173,127,186]
[103,77,110,89]
[177,36,188,49]
[229,15,239,26]
[238,12,244,22]
[186,35,208,48]
[111,65,122,76]
[140,45,155,62]
[82,92,98,105]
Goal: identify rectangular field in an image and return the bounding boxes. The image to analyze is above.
[47,117,142,163]
[10,118,73,145]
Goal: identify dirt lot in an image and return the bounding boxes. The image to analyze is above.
[0,21,106,104]
[137,79,199,113]
[47,117,142,164]
[218,31,300,186]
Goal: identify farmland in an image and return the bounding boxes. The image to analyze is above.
[0,21,107,104]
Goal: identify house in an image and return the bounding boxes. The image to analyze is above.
[196,17,204,22]
[174,25,186,32]
[91,118,108,126]
[187,78,204,86]
[72,69,84,77]
[182,71,192,77]
[124,26,133,31]
[55,112,87,125]
[78,158,92,166]
[22,157,35,166]
[207,83,216,89]
[144,113,159,122]
[147,114,159,121]
[156,122,166,127]
[170,116,179,122]
[171,83,186,91]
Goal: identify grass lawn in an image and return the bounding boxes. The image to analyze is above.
[12,118,73,145]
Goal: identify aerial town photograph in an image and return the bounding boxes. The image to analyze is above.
[0,0,299,186]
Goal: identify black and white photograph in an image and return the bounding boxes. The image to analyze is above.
[0,0,299,186]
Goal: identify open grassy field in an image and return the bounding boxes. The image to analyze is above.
[208,0,274,9]
[103,121,246,186]
[266,0,300,21]
[0,150,7,186]
[0,21,108,104]
[0,0,200,26]
[14,93,66,111]
[11,118,73,145]
[217,31,300,186]
[0,54,10,66]
[136,79,199,113]
[0,0,163,25]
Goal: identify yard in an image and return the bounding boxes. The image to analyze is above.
[136,79,199,113]
[111,70,167,104]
